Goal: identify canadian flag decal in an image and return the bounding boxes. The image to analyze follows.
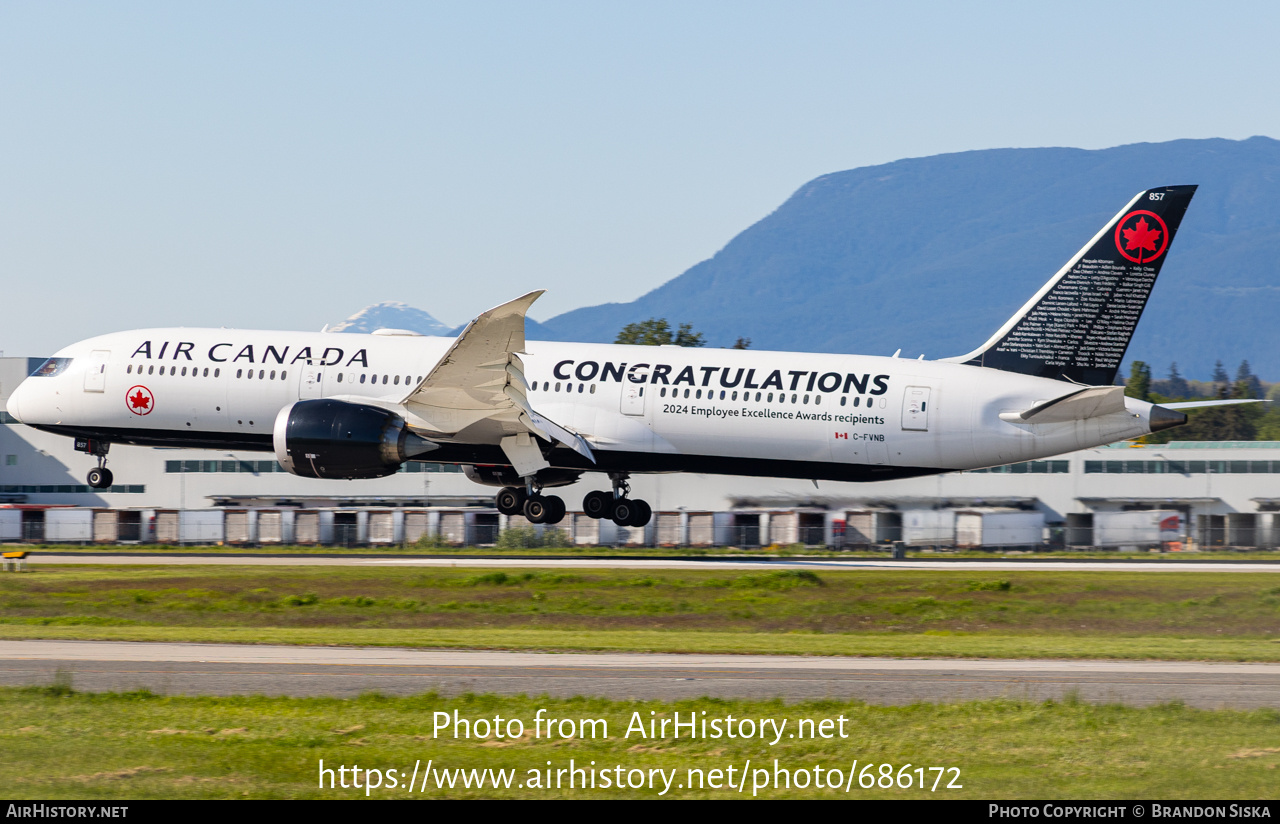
[835,432,849,440]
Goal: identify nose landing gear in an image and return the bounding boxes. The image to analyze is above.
[76,439,114,489]
[583,473,652,527]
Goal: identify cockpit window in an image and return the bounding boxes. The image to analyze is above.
[31,358,73,377]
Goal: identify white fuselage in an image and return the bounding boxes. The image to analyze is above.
[6,327,1162,483]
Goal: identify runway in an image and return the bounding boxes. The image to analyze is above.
[23,553,1280,573]
[4,640,1280,708]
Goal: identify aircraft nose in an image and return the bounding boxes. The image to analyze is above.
[6,384,22,423]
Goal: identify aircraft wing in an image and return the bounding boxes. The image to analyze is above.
[401,291,595,464]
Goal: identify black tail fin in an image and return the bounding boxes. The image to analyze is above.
[950,185,1196,385]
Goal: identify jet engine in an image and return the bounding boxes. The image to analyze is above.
[273,399,438,479]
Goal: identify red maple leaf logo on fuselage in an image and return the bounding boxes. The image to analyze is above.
[126,386,153,415]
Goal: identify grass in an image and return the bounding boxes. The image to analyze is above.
[3,687,1278,799]
[1,566,1279,659]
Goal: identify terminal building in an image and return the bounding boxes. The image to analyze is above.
[2,357,1277,549]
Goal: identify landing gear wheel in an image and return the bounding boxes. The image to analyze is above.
[628,499,652,528]
[87,467,113,489]
[582,490,612,519]
[610,498,637,526]
[543,495,566,525]
[495,486,527,515]
[524,495,550,524]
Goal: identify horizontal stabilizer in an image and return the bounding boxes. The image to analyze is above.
[998,385,1125,424]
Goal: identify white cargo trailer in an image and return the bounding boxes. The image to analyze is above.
[903,509,956,546]
[955,509,1045,548]
[1092,510,1183,548]
[46,509,93,543]
[180,510,225,544]
[0,509,23,540]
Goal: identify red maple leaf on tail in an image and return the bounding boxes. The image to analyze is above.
[1122,217,1161,262]
[129,390,150,411]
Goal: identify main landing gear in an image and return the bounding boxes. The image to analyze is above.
[494,484,567,525]
[77,439,113,489]
[583,473,651,528]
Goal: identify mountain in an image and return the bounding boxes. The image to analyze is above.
[330,300,552,339]
[537,136,1280,379]
[328,302,454,336]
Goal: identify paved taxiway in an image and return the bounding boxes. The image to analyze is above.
[4,641,1279,708]
[24,553,1280,572]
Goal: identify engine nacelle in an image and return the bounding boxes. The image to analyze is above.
[273,399,438,479]
[463,464,582,489]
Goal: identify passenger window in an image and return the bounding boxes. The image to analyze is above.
[270,370,276,380]
[683,389,690,398]
[203,368,209,377]
[853,397,861,407]
[214,368,220,377]
[578,383,584,393]
[258,370,264,379]
[148,365,154,375]
[555,382,561,392]
[660,388,667,397]
[337,373,343,383]
[543,381,549,391]
[180,367,186,376]
[767,393,773,402]
[382,375,388,385]
[394,375,400,385]
[127,365,132,374]
[236,369,242,378]
[590,384,596,394]
[731,391,737,401]
[791,394,797,403]
[840,396,846,406]
[755,392,761,401]
[406,376,412,385]
[360,374,366,384]
[815,395,821,406]
[280,370,286,380]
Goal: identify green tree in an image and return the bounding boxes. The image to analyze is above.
[730,337,751,350]
[1235,360,1264,399]
[615,318,705,347]
[1164,362,1189,399]
[1211,360,1230,388]
[1125,361,1152,402]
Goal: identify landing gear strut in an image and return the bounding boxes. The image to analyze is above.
[78,439,113,489]
[583,473,651,527]
[495,480,566,525]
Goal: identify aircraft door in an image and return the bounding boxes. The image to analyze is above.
[83,350,110,393]
[902,386,931,431]
[299,365,324,399]
[620,384,646,416]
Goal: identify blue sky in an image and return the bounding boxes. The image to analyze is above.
[3,1,1279,355]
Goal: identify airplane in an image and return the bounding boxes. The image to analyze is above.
[5,184,1253,527]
